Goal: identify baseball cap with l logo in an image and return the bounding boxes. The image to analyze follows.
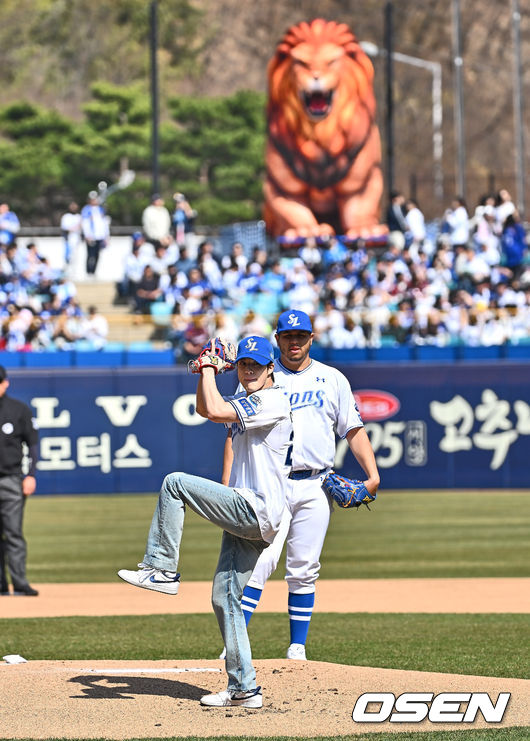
[276,309,313,334]
[235,336,275,366]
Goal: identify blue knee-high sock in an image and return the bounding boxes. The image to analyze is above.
[288,592,315,645]
[241,585,263,627]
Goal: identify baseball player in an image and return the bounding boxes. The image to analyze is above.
[221,310,380,660]
[118,335,292,708]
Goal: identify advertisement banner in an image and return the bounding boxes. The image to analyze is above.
[7,363,529,495]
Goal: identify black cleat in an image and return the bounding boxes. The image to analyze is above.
[13,585,39,596]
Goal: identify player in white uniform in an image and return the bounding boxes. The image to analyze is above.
[119,335,292,708]
[225,310,380,661]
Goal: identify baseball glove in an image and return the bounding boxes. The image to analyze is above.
[321,471,377,509]
[188,337,237,375]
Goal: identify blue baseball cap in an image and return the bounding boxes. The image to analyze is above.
[276,309,313,334]
[235,335,275,365]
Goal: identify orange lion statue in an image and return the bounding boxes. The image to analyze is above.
[263,19,387,241]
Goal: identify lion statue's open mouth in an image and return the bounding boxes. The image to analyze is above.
[302,89,334,119]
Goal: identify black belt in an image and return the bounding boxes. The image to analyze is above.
[289,468,327,480]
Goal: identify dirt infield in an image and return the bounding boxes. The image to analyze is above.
[2,577,529,618]
[1,659,528,738]
[2,578,529,738]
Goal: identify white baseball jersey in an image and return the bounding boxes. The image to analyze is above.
[226,386,292,543]
[274,358,363,470]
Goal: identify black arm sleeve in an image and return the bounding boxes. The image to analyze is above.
[27,443,39,477]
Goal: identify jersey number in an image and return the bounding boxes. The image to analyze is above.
[285,431,294,467]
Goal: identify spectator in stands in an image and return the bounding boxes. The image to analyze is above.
[211,311,239,346]
[285,271,318,317]
[298,237,322,275]
[328,313,366,348]
[174,245,196,275]
[442,196,470,249]
[172,193,197,246]
[160,264,185,308]
[142,194,172,250]
[50,274,77,308]
[239,309,271,339]
[81,191,109,277]
[404,198,426,253]
[386,191,408,249]
[500,212,527,278]
[260,260,286,295]
[320,235,349,270]
[167,304,189,360]
[0,203,20,247]
[495,188,516,230]
[197,239,222,268]
[221,258,244,299]
[2,308,36,351]
[150,244,173,278]
[237,263,263,295]
[51,307,81,349]
[133,265,163,316]
[198,246,223,293]
[0,244,19,282]
[60,202,82,266]
[472,197,501,264]
[187,266,211,299]
[221,242,248,271]
[495,279,525,309]
[18,242,44,289]
[181,315,209,361]
[81,305,108,350]
[313,299,345,346]
[116,232,148,303]
[179,286,202,316]
[250,247,268,272]
[455,244,491,289]
[326,264,354,310]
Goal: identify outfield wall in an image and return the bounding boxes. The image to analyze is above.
[8,361,529,494]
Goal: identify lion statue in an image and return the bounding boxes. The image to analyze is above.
[263,19,387,241]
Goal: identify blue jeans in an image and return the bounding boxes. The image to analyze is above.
[144,472,267,692]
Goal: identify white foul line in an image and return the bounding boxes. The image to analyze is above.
[85,667,222,674]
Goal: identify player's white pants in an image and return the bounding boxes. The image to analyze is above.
[247,474,332,594]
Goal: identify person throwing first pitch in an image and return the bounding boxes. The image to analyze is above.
[222,310,380,660]
[118,335,292,708]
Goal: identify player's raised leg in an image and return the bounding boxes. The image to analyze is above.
[118,471,263,594]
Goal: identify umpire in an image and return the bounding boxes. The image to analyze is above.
[0,365,39,596]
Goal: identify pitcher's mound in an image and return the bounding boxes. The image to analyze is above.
[0,659,527,738]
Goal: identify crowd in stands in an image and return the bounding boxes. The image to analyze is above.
[0,198,109,351]
[116,188,530,359]
[0,188,529,356]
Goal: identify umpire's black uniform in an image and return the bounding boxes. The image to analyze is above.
[0,366,39,595]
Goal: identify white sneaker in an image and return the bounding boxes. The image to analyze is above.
[286,643,306,660]
[200,686,262,708]
[117,563,180,595]
[219,646,226,660]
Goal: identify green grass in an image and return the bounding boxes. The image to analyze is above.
[1,612,528,679]
[23,490,530,583]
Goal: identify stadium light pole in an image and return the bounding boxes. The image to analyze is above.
[451,0,466,199]
[361,41,444,202]
[149,0,160,196]
[512,0,525,216]
[384,1,395,199]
